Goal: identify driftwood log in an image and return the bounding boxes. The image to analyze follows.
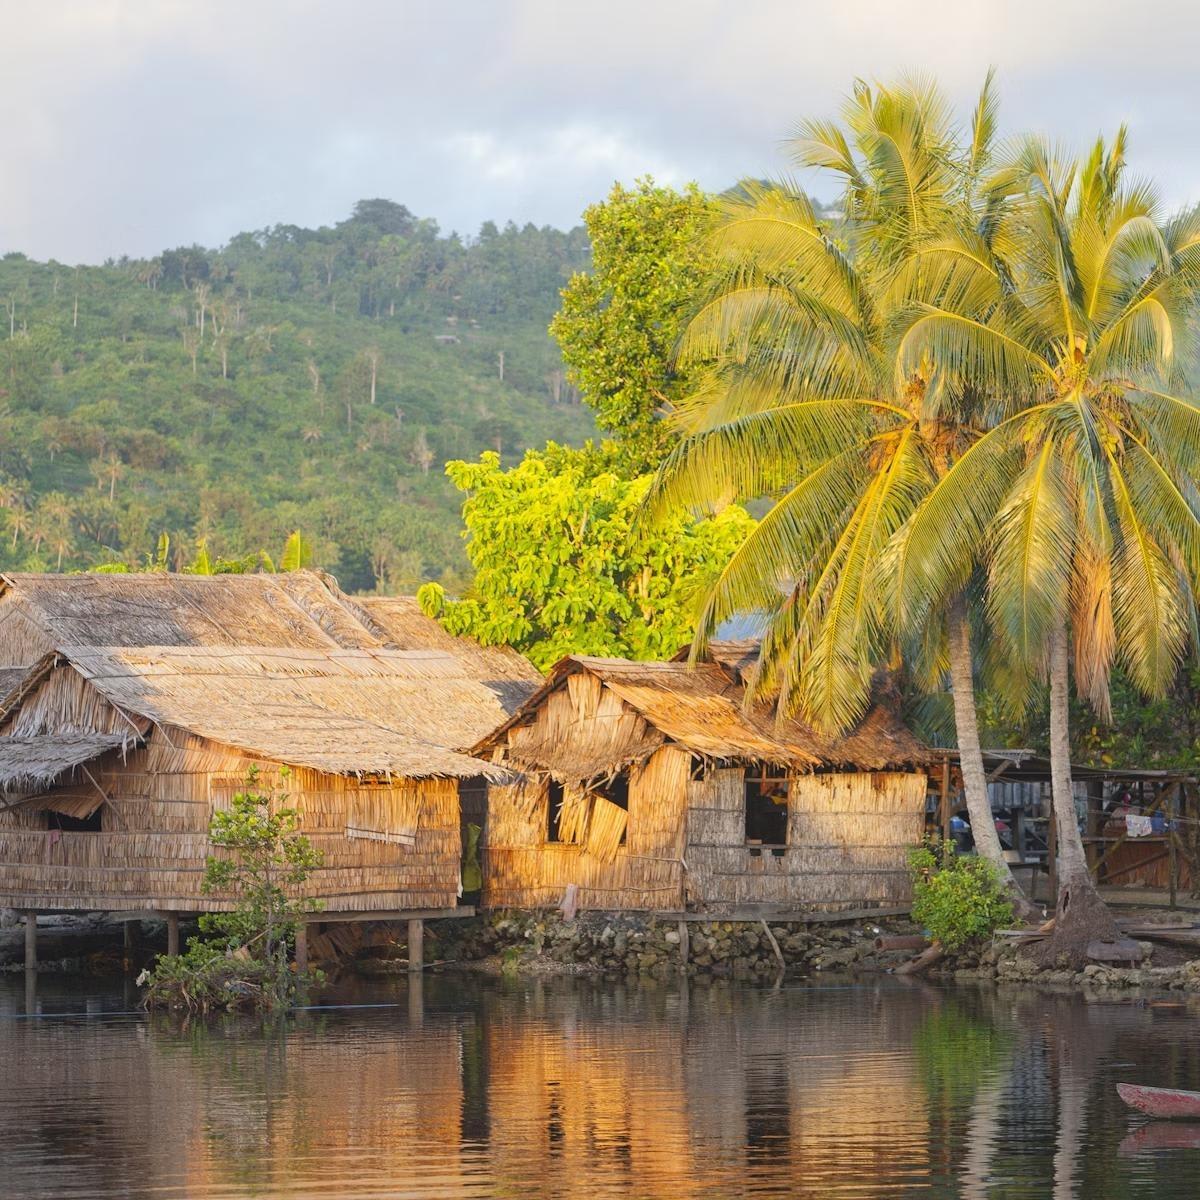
[895,942,944,975]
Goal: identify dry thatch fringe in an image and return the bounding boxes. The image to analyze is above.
[0,570,540,748]
[0,733,134,792]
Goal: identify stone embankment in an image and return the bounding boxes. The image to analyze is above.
[367,910,920,977]
[383,911,1200,992]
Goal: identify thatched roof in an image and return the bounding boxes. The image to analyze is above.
[0,668,29,702]
[0,572,539,697]
[0,733,133,793]
[78,644,510,779]
[1,570,362,650]
[0,644,518,786]
[351,594,541,708]
[0,573,539,786]
[477,648,932,775]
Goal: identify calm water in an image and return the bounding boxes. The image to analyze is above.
[1,971,1199,1198]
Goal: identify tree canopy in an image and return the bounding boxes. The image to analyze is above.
[418,445,754,669]
[550,179,716,470]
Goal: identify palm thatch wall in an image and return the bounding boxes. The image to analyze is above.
[477,651,932,913]
[0,736,463,911]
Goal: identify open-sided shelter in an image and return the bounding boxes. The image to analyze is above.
[475,644,933,913]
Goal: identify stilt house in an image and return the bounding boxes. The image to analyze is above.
[0,573,540,917]
[475,644,933,913]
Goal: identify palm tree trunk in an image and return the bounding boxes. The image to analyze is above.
[947,595,1037,916]
[1035,621,1124,966]
[1048,623,1090,885]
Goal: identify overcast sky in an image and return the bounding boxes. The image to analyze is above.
[5,0,1200,263]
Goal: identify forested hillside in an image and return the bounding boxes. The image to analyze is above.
[0,199,595,591]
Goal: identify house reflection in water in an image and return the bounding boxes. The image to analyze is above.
[3,974,935,1198]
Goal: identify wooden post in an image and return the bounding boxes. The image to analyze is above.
[123,919,141,972]
[407,918,424,973]
[295,923,308,974]
[24,912,36,971]
[1171,830,1180,912]
[940,756,952,855]
[678,919,690,971]
[166,912,180,957]
[408,970,424,1027]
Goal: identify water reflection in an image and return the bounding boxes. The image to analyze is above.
[3,972,1200,1198]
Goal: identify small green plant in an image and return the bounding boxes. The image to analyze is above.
[908,840,1015,952]
[143,767,324,1012]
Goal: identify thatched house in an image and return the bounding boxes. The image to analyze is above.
[0,573,540,927]
[475,645,933,913]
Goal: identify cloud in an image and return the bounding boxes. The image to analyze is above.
[2,0,1199,261]
[447,126,683,186]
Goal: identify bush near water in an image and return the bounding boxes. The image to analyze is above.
[908,842,1016,952]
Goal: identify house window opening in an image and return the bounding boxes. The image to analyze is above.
[546,779,565,843]
[48,808,103,833]
[596,771,629,845]
[745,767,789,848]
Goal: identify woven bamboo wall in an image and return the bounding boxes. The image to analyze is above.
[0,727,461,912]
[483,746,690,910]
[685,768,927,909]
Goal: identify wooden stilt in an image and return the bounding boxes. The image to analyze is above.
[408,970,424,1026]
[24,912,36,971]
[407,918,424,972]
[295,923,308,974]
[165,912,180,957]
[677,919,690,971]
[123,919,141,972]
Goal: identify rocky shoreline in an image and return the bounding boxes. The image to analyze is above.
[385,910,1200,994]
[11,907,1200,995]
[397,910,921,978]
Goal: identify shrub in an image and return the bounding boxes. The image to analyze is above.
[143,767,323,1011]
[908,841,1015,952]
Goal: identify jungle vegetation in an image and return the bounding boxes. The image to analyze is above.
[0,199,596,591]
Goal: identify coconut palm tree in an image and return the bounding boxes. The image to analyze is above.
[893,132,1200,956]
[645,75,1037,909]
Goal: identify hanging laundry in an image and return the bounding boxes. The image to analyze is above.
[1126,813,1154,838]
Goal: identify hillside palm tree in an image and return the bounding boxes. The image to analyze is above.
[646,76,1036,910]
[893,132,1200,956]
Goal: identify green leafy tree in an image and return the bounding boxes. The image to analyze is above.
[418,445,753,669]
[200,768,323,961]
[551,179,716,469]
[0,200,596,589]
